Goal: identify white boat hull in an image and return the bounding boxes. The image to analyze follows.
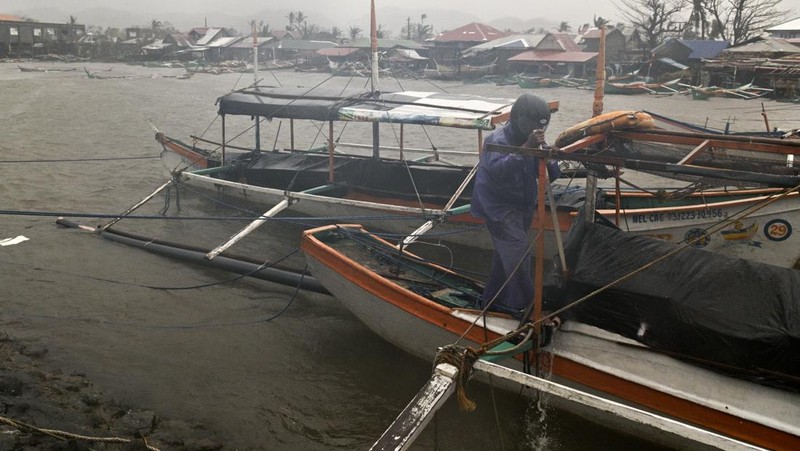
[600,192,800,268]
[302,225,800,450]
[178,169,800,269]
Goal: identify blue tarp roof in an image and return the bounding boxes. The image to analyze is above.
[653,39,729,60]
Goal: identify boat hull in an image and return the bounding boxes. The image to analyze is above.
[599,191,800,268]
[161,134,800,269]
[301,224,800,450]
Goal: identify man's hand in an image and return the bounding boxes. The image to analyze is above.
[523,129,547,148]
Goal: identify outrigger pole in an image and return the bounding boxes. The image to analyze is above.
[57,218,329,294]
[370,0,380,159]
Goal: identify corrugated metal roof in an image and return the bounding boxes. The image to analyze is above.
[766,17,800,31]
[229,36,276,49]
[462,34,547,55]
[428,22,510,43]
[266,40,338,51]
[142,39,170,50]
[508,50,597,63]
[207,36,242,48]
[317,47,360,57]
[726,37,800,54]
[272,30,301,40]
[552,33,582,51]
[169,33,194,48]
[686,40,729,59]
[348,38,425,50]
[658,57,689,70]
[0,14,24,21]
[389,48,426,61]
[196,28,224,46]
[653,38,728,59]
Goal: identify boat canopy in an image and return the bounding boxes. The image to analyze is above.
[216,86,521,130]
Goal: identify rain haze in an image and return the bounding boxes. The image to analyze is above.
[6,0,800,35]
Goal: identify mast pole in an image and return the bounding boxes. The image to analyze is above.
[253,20,261,152]
[585,25,606,223]
[371,0,380,158]
[370,0,379,92]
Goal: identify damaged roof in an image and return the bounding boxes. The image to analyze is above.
[428,22,510,43]
[508,50,597,63]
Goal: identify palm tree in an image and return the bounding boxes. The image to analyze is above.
[415,23,432,41]
[688,0,708,38]
[286,11,296,30]
[150,19,162,40]
[593,15,608,28]
[68,15,78,25]
[558,21,571,32]
[258,21,272,37]
[349,26,362,41]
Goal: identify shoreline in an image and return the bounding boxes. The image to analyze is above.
[0,331,223,450]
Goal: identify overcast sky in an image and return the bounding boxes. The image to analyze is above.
[6,0,800,32]
[8,0,620,22]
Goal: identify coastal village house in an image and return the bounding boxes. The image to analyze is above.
[264,39,337,68]
[460,33,549,74]
[765,17,800,39]
[7,10,800,100]
[425,22,511,74]
[651,38,728,83]
[702,35,800,96]
[0,14,85,58]
[317,38,426,75]
[577,27,626,63]
[505,32,597,78]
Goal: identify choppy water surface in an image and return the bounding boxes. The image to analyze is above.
[2,61,797,450]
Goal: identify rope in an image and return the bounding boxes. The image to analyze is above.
[0,415,161,451]
[434,345,480,412]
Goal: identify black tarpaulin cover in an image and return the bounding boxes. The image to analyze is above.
[216,87,515,130]
[544,213,800,389]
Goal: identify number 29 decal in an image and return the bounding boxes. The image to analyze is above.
[764,219,792,242]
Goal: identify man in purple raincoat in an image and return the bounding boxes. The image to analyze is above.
[471,93,560,318]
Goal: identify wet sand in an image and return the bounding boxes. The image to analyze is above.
[0,331,223,450]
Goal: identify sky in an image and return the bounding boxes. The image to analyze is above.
[6,0,800,33]
[7,0,620,23]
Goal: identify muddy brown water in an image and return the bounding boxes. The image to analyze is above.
[1,61,796,449]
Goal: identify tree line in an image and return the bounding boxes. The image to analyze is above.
[74,0,787,49]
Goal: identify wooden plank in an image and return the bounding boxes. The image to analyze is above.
[473,359,765,451]
[206,199,290,260]
[677,139,710,165]
[100,180,173,231]
[371,363,457,451]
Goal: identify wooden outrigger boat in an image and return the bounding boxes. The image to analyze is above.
[18,65,77,73]
[155,105,800,269]
[142,1,798,263]
[301,221,800,450]
[423,59,498,80]
[685,82,773,100]
[301,112,800,449]
[303,28,800,451]
[604,77,685,95]
[153,86,561,253]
